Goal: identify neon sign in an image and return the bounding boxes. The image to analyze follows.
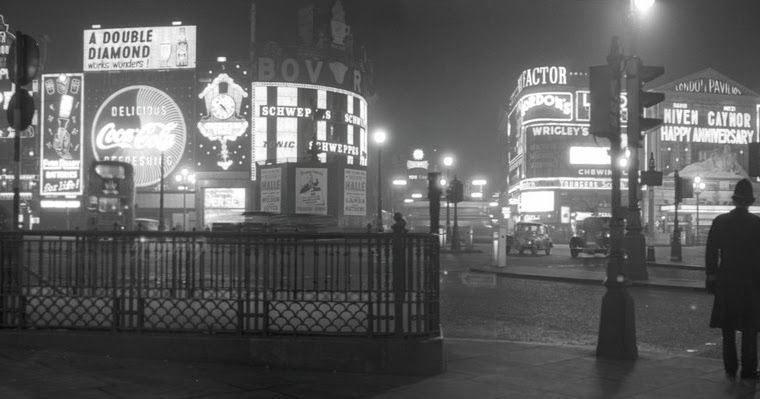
[41,73,84,196]
[514,66,568,95]
[659,103,756,144]
[84,25,196,71]
[91,85,187,187]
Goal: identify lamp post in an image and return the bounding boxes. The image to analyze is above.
[693,176,705,245]
[175,168,196,231]
[443,155,454,245]
[373,130,387,231]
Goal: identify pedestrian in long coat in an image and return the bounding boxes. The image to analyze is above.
[706,178,760,381]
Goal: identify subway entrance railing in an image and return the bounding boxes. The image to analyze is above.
[0,230,440,337]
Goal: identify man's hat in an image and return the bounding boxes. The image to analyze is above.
[732,178,755,203]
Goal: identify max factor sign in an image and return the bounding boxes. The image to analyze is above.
[514,66,568,95]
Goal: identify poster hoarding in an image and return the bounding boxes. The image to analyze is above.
[343,169,365,216]
[40,73,84,196]
[84,25,196,72]
[260,167,282,213]
[295,167,326,214]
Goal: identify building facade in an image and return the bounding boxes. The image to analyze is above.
[501,65,760,244]
[0,0,374,231]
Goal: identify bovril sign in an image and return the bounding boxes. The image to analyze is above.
[255,56,366,96]
[91,85,187,187]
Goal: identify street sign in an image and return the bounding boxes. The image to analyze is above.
[6,88,34,130]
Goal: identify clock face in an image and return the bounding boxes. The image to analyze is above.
[211,94,236,120]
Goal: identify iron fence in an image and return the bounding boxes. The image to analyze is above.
[0,230,440,337]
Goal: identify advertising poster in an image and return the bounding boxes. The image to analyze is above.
[260,167,282,213]
[295,167,327,214]
[84,25,196,72]
[196,64,250,172]
[85,70,195,190]
[40,73,84,196]
[203,187,245,225]
[343,169,366,216]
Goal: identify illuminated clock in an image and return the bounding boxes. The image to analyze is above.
[211,94,236,120]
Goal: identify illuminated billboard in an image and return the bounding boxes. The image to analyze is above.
[251,82,368,179]
[658,102,757,144]
[253,45,369,98]
[85,70,195,189]
[197,65,250,172]
[203,187,245,225]
[84,25,196,72]
[90,85,187,188]
[40,73,84,196]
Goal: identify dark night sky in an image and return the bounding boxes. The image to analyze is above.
[3,0,760,187]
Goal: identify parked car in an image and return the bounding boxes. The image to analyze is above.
[507,222,553,255]
[569,216,611,258]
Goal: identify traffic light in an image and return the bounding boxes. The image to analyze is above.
[449,178,463,204]
[427,172,441,201]
[674,173,682,204]
[589,65,614,139]
[749,142,760,178]
[6,32,40,132]
[626,58,664,148]
[680,178,693,199]
[8,32,40,86]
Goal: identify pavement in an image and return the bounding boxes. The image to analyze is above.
[3,336,759,398]
[6,244,754,399]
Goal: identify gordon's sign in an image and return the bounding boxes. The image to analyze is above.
[91,85,187,187]
[84,25,196,71]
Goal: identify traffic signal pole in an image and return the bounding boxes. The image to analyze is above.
[622,59,648,281]
[670,170,682,261]
[12,31,25,231]
[594,37,638,360]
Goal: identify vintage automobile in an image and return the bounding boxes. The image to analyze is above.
[506,222,553,255]
[569,216,611,258]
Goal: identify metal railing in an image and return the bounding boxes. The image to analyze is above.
[0,230,440,337]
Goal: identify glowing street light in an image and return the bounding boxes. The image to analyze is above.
[412,148,424,161]
[443,155,454,168]
[373,130,388,231]
[633,0,655,13]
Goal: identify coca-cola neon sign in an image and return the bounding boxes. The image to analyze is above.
[91,85,186,187]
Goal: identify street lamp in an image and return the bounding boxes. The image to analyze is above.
[373,130,387,231]
[442,155,454,245]
[693,176,705,245]
[175,168,196,231]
